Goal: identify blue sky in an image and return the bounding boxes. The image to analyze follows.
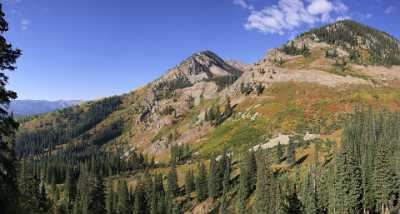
[2,0,399,101]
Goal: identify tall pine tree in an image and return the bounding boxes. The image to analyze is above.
[0,3,21,214]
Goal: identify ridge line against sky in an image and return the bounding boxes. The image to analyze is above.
[2,0,399,101]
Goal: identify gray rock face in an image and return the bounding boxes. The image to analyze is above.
[158,50,243,85]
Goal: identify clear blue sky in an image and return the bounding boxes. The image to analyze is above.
[2,0,399,101]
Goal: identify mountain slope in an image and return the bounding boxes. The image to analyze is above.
[16,20,400,158]
[297,20,400,65]
[14,20,400,214]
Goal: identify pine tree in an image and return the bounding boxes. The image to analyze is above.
[287,140,296,165]
[255,83,265,96]
[374,136,396,213]
[88,175,106,214]
[157,194,167,214]
[106,180,114,214]
[64,168,76,205]
[195,162,207,202]
[222,156,231,192]
[116,180,129,214]
[246,151,257,191]
[208,155,218,198]
[219,154,231,214]
[236,153,251,214]
[276,142,283,163]
[335,141,363,214]
[167,166,178,197]
[38,181,50,213]
[18,161,42,213]
[223,97,233,119]
[283,188,304,214]
[253,154,268,214]
[302,168,319,214]
[133,179,147,214]
[185,169,195,197]
[76,169,91,214]
[0,4,21,213]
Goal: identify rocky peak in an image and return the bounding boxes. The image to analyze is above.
[178,50,242,77]
[160,50,243,84]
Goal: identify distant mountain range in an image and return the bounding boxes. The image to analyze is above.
[10,100,82,116]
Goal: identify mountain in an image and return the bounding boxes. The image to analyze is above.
[16,19,400,160]
[302,20,400,65]
[10,99,82,116]
[14,20,400,213]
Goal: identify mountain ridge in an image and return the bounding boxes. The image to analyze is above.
[10,99,82,116]
[14,19,400,213]
[15,19,400,159]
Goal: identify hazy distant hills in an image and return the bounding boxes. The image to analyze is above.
[10,100,82,116]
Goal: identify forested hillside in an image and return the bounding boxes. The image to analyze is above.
[3,4,400,213]
[299,20,400,65]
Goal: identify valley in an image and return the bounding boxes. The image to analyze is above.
[8,20,400,214]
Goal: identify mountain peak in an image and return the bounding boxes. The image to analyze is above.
[158,50,242,86]
[179,50,234,75]
[290,19,400,65]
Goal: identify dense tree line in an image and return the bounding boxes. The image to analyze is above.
[3,4,400,212]
[9,107,400,213]
[15,96,122,156]
[209,74,241,91]
[169,143,191,166]
[152,75,193,101]
[281,41,310,57]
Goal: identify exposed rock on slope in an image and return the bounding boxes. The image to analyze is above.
[16,20,400,161]
[157,50,243,84]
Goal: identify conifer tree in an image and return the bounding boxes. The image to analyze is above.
[116,180,129,214]
[208,155,218,198]
[276,142,283,163]
[302,168,319,214]
[88,175,106,214]
[349,157,363,214]
[157,194,167,214]
[283,188,303,214]
[246,151,257,191]
[222,156,231,192]
[237,153,251,214]
[220,154,231,214]
[167,165,178,197]
[38,181,50,213]
[106,180,114,214]
[374,136,397,213]
[18,161,42,213]
[287,140,296,165]
[133,179,147,214]
[0,4,21,213]
[195,162,207,202]
[185,169,195,197]
[253,154,268,214]
[223,97,233,119]
[64,168,76,205]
